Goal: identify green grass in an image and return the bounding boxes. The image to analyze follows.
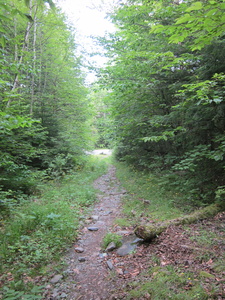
[102,232,123,249]
[127,266,209,300]
[114,217,132,227]
[114,161,186,226]
[0,155,111,299]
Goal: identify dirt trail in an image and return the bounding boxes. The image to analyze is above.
[59,165,127,300]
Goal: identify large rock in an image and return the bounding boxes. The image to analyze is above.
[116,234,143,256]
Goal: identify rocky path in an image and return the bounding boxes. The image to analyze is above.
[47,165,133,300]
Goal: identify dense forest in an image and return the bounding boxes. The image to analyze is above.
[0,0,93,215]
[99,0,225,206]
[1,0,225,298]
[2,0,225,217]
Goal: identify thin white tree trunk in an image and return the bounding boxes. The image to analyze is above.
[7,2,34,108]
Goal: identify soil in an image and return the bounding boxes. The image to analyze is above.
[45,165,225,300]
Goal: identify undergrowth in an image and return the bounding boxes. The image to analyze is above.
[127,266,209,300]
[0,155,110,299]
[113,161,186,226]
[112,159,225,300]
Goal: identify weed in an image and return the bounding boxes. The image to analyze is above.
[189,227,218,247]
[102,232,122,249]
[213,257,225,272]
[2,284,44,300]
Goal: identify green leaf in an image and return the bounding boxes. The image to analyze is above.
[24,0,30,7]
[175,14,191,25]
[186,1,203,12]
[0,35,6,48]
[206,8,218,17]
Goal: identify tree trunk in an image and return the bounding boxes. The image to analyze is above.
[134,203,224,241]
[6,2,34,108]
[30,3,38,115]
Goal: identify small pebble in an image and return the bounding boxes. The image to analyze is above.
[91,215,99,221]
[106,260,114,270]
[45,284,51,289]
[78,257,86,262]
[50,274,63,284]
[99,253,108,259]
[60,292,68,298]
[75,247,84,253]
[103,211,113,216]
[87,227,99,231]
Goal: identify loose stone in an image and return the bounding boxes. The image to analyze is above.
[45,284,51,289]
[99,253,108,259]
[60,292,68,298]
[52,289,59,298]
[116,268,123,275]
[106,260,114,270]
[103,211,113,216]
[131,238,144,245]
[50,274,63,284]
[106,242,117,252]
[78,257,86,262]
[87,227,99,231]
[74,247,84,253]
[91,215,99,221]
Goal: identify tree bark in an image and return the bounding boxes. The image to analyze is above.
[134,203,224,241]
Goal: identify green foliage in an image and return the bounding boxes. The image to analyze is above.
[99,0,225,205]
[102,232,122,249]
[0,155,109,298]
[2,284,43,300]
[0,0,92,214]
[158,0,225,51]
[88,86,115,148]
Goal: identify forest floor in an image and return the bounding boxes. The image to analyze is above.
[43,161,225,300]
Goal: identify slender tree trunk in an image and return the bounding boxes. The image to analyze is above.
[30,3,38,115]
[6,3,34,108]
